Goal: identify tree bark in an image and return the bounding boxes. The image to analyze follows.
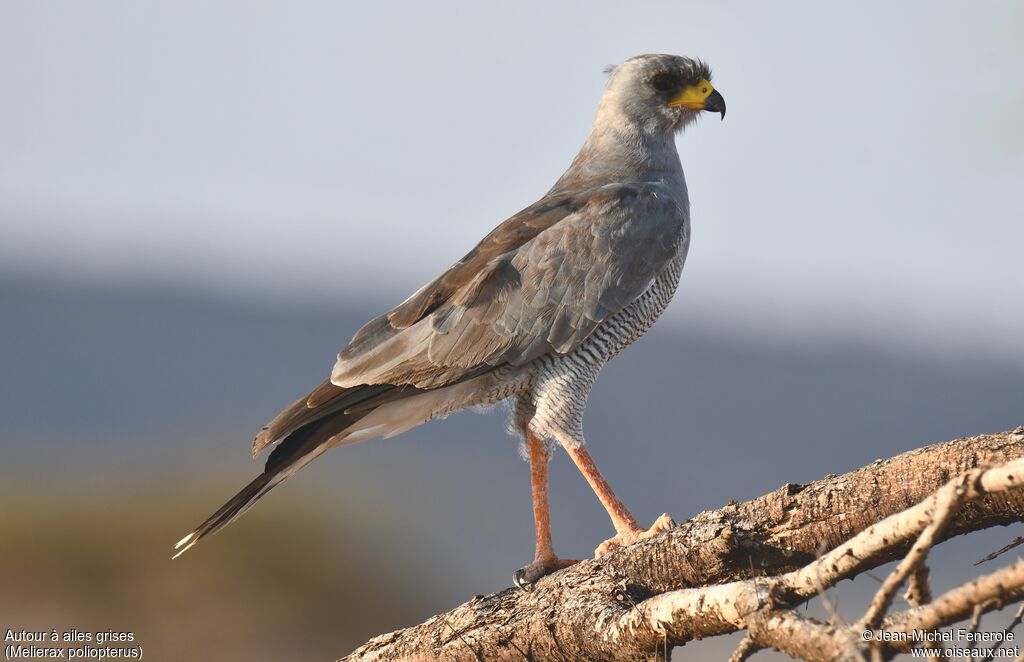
[342,427,1024,662]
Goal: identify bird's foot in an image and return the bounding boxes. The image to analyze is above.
[513,556,580,591]
[594,513,676,557]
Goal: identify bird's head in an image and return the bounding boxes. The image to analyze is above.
[599,54,725,134]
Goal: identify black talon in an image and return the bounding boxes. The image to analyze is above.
[514,557,580,591]
[513,568,533,592]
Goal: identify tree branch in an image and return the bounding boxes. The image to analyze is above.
[342,427,1024,662]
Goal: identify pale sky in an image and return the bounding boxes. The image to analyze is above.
[1,1,1022,363]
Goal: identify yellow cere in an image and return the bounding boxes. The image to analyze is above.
[668,78,715,110]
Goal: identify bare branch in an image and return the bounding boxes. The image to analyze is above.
[978,602,1024,662]
[878,559,1024,654]
[904,565,934,608]
[342,428,1024,662]
[607,457,1024,652]
[976,537,1024,566]
[859,473,971,629]
[727,635,762,662]
[744,610,861,662]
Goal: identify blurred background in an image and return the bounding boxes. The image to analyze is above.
[1,1,1021,660]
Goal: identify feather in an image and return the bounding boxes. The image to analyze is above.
[330,182,683,389]
[175,379,448,557]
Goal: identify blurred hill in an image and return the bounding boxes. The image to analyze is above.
[0,482,434,660]
[1,275,1022,660]
[4,275,1021,457]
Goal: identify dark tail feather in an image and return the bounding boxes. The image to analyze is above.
[172,381,436,558]
[172,383,403,558]
[173,469,274,559]
[172,435,330,559]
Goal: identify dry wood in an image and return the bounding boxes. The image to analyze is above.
[342,427,1024,662]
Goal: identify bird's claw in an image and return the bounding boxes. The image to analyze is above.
[512,567,535,592]
[595,513,676,557]
[513,557,580,591]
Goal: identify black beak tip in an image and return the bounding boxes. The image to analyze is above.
[704,89,726,121]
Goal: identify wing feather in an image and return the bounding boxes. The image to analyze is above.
[332,182,686,389]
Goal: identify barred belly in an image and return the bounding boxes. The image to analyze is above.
[502,231,689,446]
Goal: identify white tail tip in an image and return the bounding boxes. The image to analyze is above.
[171,532,198,559]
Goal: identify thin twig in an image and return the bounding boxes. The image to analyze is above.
[814,545,845,627]
[976,536,1024,566]
[728,634,763,662]
[905,564,934,608]
[860,475,970,629]
[881,559,1024,652]
[966,602,986,662]
[979,602,1024,662]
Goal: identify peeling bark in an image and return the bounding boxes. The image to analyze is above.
[342,427,1024,662]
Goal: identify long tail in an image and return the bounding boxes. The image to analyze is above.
[172,442,329,559]
[172,381,414,558]
[172,377,482,558]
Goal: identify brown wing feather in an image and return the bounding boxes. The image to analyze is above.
[386,193,577,328]
[251,380,396,457]
[331,182,685,389]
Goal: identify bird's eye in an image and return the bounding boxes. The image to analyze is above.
[651,73,675,93]
[702,87,708,93]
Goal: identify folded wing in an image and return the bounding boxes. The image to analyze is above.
[332,182,686,389]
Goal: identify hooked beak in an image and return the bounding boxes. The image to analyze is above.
[703,89,726,120]
[668,79,726,120]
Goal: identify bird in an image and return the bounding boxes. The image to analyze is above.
[173,53,725,590]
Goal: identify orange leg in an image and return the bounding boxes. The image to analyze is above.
[513,433,578,591]
[528,431,556,563]
[563,442,639,536]
[562,442,675,556]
